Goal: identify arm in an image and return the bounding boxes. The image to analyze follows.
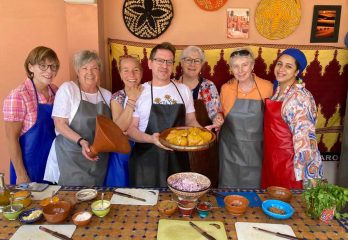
[185,112,201,127]
[4,121,30,184]
[53,116,98,161]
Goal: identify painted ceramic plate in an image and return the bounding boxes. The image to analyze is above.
[76,189,98,202]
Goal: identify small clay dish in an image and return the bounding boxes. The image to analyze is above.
[43,200,71,223]
[72,211,92,226]
[224,195,249,216]
[267,186,292,202]
[158,200,177,216]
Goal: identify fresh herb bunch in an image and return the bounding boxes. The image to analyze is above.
[303,179,348,219]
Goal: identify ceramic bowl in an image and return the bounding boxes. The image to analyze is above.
[72,211,92,226]
[43,200,71,223]
[91,200,111,218]
[196,201,212,218]
[19,207,43,223]
[224,195,249,216]
[167,172,211,200]
[2,204,23,220]
[13,190,32,208]
[76,189,98,202]
[158,200,177,216]
[267,186,292,202]
[262,199,294,220]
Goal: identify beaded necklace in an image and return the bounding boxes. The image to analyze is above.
[271,80,296,101]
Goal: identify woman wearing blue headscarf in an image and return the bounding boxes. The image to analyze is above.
[261,48,323,189]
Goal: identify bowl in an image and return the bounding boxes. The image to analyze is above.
[13,190,32,207]
[224,195,249,216]
[39,196,60,207]
[2,204,23,220]
[196,201,212,218]
[91,200,111,218]
[167,172,211,200]
[262,199,294,220]
[178,199,197,217]
[76,189,98,202]
[158,200,178,216]
[42,200,71,223]
[72,211,92,226]
[19,207,43,223]
[267,186,292,202]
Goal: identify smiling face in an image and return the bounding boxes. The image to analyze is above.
[230,56,254,83]
[148,49,174,86]
[28,58,58,87]
[119,57,142,89]
[77,60,100,91]
[181,50,203,79]
[274,54,299,87]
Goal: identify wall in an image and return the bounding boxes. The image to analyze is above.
[0,0,98,183]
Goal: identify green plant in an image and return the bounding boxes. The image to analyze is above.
[303,180,348,219]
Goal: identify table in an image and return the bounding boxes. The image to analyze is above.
[0,187,347,240]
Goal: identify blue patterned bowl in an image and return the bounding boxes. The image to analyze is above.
[262,199,294,220]
[19,207,43,223]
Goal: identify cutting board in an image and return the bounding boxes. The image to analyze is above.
[157,219,227,240]
[110,188,159,206]
[10,224,76,240]
[31,185,61,200]
[235,222,296,240]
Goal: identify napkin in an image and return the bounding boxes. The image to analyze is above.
[10,224,75,240]
[31,185,61,200]
[235,222,296,240]
[110,188,159,206]
[215,191,262,207]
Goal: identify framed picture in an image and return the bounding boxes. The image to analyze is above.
[227,8,249,39]
[310,5,341,43]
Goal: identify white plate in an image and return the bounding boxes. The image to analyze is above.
[76,189,98,201]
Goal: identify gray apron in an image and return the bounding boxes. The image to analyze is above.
[219,83,264,188]
[56,87,111,186]
[129,81,189,187]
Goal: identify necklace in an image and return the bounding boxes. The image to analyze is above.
[272,81,295,101]
[238,80,254,96]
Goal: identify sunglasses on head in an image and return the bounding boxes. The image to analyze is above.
[230,49,251,57]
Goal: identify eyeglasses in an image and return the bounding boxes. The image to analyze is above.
[38,63,58,72]
[152,58,175,65]
[230,49,251,58]
[182,58,202,65]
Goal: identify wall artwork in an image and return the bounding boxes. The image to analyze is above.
[227,8,249,39]
[310,5,341,43]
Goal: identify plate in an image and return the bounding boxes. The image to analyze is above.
[262,200,294,220]
[19,207,43,224]
[159,127,216,152]
[76,189,98,202]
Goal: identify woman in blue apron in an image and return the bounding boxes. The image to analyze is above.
[104,55,143,187]
[3,46,59,184]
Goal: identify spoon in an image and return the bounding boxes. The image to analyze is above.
[50,190,55,204]
[10,192,15,212]
[101,192,105,209]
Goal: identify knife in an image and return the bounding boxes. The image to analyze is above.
[253,226,301,240]
[39,226,72,240]
[189,221,216,240]
[113,190,146,202]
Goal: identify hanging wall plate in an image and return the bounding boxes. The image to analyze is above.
[123,0,174,39]
[194,0,227,11]
[255,0,301,40]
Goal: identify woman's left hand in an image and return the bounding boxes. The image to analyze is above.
[80,139,99,161]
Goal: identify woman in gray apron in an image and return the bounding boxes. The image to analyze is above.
[48,50,112,186]
[219,48,273,188]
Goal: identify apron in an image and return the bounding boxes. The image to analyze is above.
[219,81,264,188]
[261,98,302,189]
[10,81,56,184]
[56,87,111,186]
[129,81,190,187]
[188,78,219,187]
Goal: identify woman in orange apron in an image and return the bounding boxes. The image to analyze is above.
[261,48,323,189]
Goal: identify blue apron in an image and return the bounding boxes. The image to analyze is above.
[10,80,56,184]
[104,140,135,187]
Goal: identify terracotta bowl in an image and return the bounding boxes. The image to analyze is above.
[224,195,249,216]
[267,186,292,202]
[167,172,211,200]
[43,201,71,223]
[157,200,177,216]
[72,211,92,226]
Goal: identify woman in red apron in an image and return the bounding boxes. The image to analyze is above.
[3,46,59,184]
[261,48,323,189]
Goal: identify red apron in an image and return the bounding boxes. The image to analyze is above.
[261,98,302,189]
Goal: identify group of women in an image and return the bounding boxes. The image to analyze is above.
[3,45,323,189]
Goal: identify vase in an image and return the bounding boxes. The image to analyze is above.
[319,206,335,224]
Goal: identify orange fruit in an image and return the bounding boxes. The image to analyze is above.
[39,196,60,207]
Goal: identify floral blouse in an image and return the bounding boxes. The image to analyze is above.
[111,89,127,108]
[272,83,323,182]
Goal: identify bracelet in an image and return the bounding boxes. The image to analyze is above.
[127,98,136,102]
[126,101,135,108]
[77,137,85,147]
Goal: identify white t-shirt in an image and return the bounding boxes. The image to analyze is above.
[44,81,111,183]
[134,81,195,132]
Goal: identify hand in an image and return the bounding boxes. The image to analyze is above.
[151,133,173,151]
[80,139,99,161]
[212,113,224,127]
[126,85,143,102]
[16,174,30,185]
